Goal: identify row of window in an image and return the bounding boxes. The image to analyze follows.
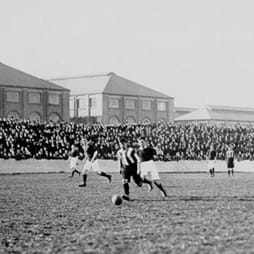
[6,111,61,122]
[109,97,167,111]
[108,116,165,126]
[6,91,60,105]
[73,97,167,111]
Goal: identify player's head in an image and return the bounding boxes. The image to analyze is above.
[228,144,234,150]
[138,137,146,147]
[119,137,128,149]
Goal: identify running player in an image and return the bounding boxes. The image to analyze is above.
[117,138,153,201]
[78,139,112,187]
[136,137,167,199]
[68,144,80,178]
[226,144,235,176]
[207,144,216,177]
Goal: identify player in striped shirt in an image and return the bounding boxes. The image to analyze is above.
[117,137,152,201]
[226,145,235,176]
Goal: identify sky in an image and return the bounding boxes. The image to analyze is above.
[1,0,254,108]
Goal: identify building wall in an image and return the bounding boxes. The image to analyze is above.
[0,86,69,122]
[101,94,174,125]
[71,93,174,125]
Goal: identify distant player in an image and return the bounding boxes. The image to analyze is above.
[68,144,80,178]
[78,139,112,187]
[207,144,216,177]
[136,137,167,199]
[117,138,153,201]
[226,145,235,176]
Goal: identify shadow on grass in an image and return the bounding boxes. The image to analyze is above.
[134,195,254,202]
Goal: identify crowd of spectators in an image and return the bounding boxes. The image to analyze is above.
[1,118,254,161]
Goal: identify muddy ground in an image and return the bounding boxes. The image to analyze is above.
[1,172,254,253]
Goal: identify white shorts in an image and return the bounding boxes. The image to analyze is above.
[140,160,160,181]
[208,160,216,170]
[70,157,78,170]
[82,160,101,175]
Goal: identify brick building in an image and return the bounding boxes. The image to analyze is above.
[0,63,70,122]
[51,72,174,125]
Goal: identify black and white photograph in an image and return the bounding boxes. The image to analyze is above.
[1,0,254,253]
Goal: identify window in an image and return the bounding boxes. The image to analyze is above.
[7,111,20,119]
[7,91,19,103]
[109,98,119,108]
[70,98,74,110]
[143,118,151,124]
[48,113,60,122]
[70,98,75,118]
[78,98,87,109]
[125,99,135,109]
[29,112,41,122]
[29,92,41,104]
[157,101,166,111]
[90,98,96,108]
[142,100,152,110]
[48,93,60,105]
[125,117,136,124]
[109,116,120,125]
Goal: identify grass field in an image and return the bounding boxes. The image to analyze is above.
[1,172,254,253]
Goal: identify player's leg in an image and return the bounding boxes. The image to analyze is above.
[121,167,131,200]
[79,174,87,187]
[139,162,153,192]
[131,163,143,187]
[79,162,89,187]
[72,168,80,177]
[153,180,167,198]
[69,158,78,177]
[150,162,167,198]
[141,176,153,192]
[93,160,112,183]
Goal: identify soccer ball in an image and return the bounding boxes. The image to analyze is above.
[111,194,123,205]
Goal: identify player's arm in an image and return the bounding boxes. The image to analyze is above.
[117,151,123,174]
[91,150,98,163]
[127,148,135,164]
[82,152,88,164]
[134,153,141,174]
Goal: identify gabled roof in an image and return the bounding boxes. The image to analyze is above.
[174,107,197,112]
[175,108,212,121]
[206,104,254,113]
[50,72,172,99]
[0,62,69,91]
[175,105,254,122]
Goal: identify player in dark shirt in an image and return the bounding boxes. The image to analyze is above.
[226,145,235,176]
[207,144,216,177]
[136,137,168,199]
[78,139,112,187]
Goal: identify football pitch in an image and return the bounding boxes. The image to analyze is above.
[1,172,254,253]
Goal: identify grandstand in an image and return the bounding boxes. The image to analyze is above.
[175,105,254,126]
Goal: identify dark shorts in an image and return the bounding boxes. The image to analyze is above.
[122,163,143,186]
[227,158,234,169]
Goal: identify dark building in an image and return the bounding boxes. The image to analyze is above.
[0,62,70,122]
